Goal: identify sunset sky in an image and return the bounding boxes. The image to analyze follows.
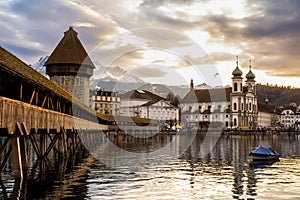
[1,0,300,87]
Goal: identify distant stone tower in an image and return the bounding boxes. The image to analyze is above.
[45,26,95,105]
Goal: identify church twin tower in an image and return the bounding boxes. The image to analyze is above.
[231,56,257,127]
[45,27,94,105]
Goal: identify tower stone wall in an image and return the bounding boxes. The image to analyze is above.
[45,27,94,105]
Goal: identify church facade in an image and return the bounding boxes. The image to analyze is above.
[181,57,258,129]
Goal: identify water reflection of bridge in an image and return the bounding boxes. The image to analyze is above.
[0,129,177,199]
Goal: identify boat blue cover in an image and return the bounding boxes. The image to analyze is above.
[249,146,280,157]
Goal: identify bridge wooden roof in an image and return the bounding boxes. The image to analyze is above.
[45,26,95,68]
[0,46,97,115]
[0,46,74,100]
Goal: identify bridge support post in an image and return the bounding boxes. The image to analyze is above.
[11,123,29,179]
[58,127,66,157]
[40,130,47,178]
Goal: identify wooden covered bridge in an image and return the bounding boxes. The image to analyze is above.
[0,45,157,179]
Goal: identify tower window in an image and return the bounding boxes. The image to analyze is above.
[234,83,237,91]
[234,103,237,110]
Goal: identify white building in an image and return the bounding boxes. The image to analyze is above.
[120,89,179,121]
[91,88,120,115]
[280,107,300,129]
[257,103,279,129]
[181,58,258,129]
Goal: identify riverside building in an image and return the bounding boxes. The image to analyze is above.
[181,57,258,129]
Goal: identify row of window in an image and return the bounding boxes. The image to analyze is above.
[149,107,176,111]
[233,102,256,112]
[93,96,120,102]
[186,114,230,119]
[95,103,119,109]
[282,120,294,124]
[281,115,300,119]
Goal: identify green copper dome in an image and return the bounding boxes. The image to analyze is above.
[246,60,255,80]
[246,69,255,79]
[232,66,243,77]
[232,56,243,77]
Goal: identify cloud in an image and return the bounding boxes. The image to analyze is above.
[190,0,300,78]
[1,0,300,84]
[130,65,169,78]
[0,0,123,64]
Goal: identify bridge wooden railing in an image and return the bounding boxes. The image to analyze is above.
[0,96,108,180]
[0,96,107,134]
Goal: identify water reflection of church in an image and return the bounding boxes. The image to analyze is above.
[181,57,258,129]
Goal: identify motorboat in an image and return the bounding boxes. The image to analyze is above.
[249,145,280,161]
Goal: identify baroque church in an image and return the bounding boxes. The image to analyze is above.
[181,57,258,129]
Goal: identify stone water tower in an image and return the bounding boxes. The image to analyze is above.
[45,26,95,105]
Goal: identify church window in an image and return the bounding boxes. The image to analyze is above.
[234,118,237,126]
[234,83,238,91]
[234,103,237,110]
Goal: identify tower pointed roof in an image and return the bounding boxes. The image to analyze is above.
[45,26,95,68]
[232,56,243,77]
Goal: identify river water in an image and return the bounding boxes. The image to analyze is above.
[0,132,300,199]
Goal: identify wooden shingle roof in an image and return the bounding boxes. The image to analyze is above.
[0,45,71,99]
[45,27,95,68]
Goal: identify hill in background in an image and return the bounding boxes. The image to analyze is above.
[256,84,300,106]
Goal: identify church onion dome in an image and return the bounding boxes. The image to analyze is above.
[232,66,243,77]
[246,69,255,79]
[232,56,243,77]
[246,60,255,80]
